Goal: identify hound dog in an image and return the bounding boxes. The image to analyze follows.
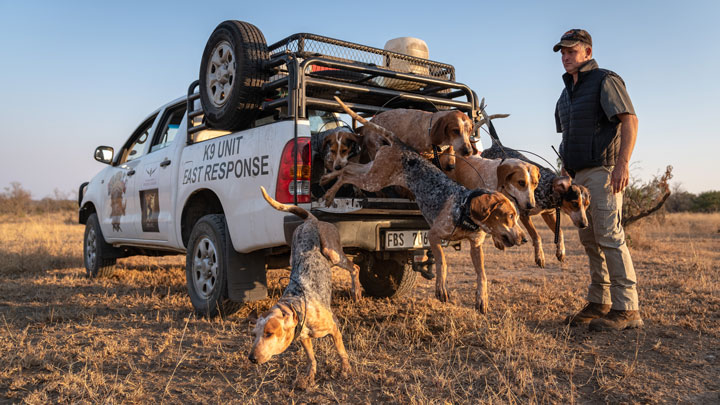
[322,98,526,313]
[482,140,590,268]
[356,107,475,171]
[441,154,540,212]
[319,127,365,172]
[437,154,540,286]
[248,187,360,389]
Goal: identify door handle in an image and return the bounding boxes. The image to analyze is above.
[160,159,171,167]
[127,169,136,176]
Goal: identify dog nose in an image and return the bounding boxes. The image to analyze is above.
[248,353,257,364]
[579,221,588,229]
[334,165,342,170]
[461,146,472,156]
[526,203,534,210]
[521,236,528,244]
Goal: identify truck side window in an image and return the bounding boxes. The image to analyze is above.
[152,104,187,153]
[120,114,158,164]
[309,110,347,135]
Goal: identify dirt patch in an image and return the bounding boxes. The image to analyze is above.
[0,213,718,403]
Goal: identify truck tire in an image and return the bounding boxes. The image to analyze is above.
[185,214,235,317]
[357,251,418,298]
[83,213,117,278]
[199,20,269,131]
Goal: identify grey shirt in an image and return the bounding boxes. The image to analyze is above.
[555,74,636,132]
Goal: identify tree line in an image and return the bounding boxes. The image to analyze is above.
[0,182,76,215]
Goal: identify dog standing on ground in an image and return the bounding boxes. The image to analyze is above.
[322,98,526,313]
[248,187,360,389]
[438,153,540,288]
[482,139,590,268]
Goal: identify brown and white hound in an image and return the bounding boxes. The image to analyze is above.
[322,98,526,313]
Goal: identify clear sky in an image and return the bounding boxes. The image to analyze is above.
[1,0,718,198]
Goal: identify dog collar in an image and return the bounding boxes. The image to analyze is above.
[457,189,491,232]
[289,301,305,343]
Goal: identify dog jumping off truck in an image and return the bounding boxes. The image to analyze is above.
[78,20,488,316]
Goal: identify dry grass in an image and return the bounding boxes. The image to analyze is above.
[0,212,718,403]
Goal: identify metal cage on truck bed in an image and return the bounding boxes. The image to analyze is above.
[185,31,484,206]
[186,32,482,138]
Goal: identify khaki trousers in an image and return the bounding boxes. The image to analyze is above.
[574,166,638,311]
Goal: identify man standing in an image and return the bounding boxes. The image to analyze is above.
[553,29,642,331]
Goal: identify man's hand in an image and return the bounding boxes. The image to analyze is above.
[611,161,630,193]
[611,113,638,194]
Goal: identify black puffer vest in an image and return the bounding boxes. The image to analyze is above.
[557,59,622,174]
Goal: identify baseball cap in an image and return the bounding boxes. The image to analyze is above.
[553,29,592,52]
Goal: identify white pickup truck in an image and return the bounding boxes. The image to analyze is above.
[78,21,484,316]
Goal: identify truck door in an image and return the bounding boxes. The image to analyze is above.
[101,113,158,242]
[130,103,186,243]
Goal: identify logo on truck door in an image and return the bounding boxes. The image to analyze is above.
[140,188,160,232]
[107,172,127,232]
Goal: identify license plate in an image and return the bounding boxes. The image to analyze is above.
[384,230,429,250]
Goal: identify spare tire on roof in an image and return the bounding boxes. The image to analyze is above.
[199,20,269,131]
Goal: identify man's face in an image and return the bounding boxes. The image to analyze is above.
[560,44,592,74]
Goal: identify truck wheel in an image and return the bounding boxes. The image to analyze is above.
[185,214,233,317]
[84,213,116,278]
[199,20,269,131]
[357,251,418,298]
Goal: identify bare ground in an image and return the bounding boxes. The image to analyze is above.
[0,212,718,404]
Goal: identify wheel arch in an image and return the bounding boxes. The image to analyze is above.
[180,189,225,248]
[79,201,97,225]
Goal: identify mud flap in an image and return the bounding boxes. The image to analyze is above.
[226,248,267,302]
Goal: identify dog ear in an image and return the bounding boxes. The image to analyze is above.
[345,133,361,156]
[429,114,450,145]
[470,193,503,223]
[496,161,515,189]
[579,185,591,207]
[553,176,571,194]
[321,133,334,153]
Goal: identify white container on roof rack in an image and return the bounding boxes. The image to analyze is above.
[375,37,430,91]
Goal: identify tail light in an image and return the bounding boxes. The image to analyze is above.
[276,137,311,203]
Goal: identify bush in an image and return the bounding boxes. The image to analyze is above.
[692,191,720,213]
[0,183,76,216]
[665,187,696,213]
[622,165,672,227]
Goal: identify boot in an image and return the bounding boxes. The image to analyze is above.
[564,302,611,326]
[589,309,644,331]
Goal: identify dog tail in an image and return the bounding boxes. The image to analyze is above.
[260,186,316,221]
[333,96,396,144]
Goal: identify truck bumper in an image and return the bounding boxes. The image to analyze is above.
[283,214,429,251]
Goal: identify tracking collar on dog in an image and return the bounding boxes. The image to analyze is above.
[290,301,306,342]
[457,189,491,232]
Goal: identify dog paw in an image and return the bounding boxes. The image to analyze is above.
[294,374,315,391]
[556,249,565,262]
[340,362,352,379]
[535,253,545,268]
[475,300,488,314]
[435,288,450,302]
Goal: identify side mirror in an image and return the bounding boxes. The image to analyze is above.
[94,146,114,164]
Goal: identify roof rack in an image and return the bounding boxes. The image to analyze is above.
[263,33,480,119]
